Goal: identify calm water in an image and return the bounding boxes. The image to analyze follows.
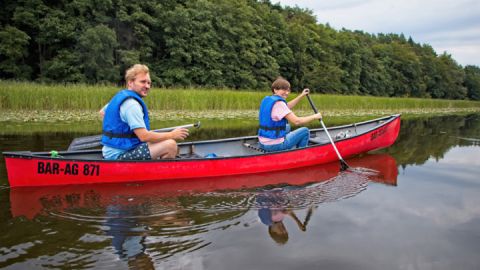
[1,114,480,270]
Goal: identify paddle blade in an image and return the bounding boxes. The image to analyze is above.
[67,135,102,151]
[340,159,349,171]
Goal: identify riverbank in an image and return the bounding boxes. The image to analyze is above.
[2,108,479,135]
[2,108,480,123]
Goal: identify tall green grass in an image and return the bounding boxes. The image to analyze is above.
[1,81,479,111]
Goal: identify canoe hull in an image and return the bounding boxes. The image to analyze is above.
[4,115,401,187]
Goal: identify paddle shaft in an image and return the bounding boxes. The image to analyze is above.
[306,95,349,170]
[153,122,200,133]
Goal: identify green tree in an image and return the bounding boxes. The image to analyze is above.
[36,9,77,80]
[277,8,344,93]
[64,0,113,24]
[42,49,84,83]
[353,32,392,96]
[416,44,439,98]
[256,2,294,87]
[77,25,119,83]
[430,53,466,99]
[113,1,156,61]
[11,0,49,76]
[301,24,343,93]
[373,40,424,97]
[0,26,32,79]
[213,0,278,89]
[336,30,362,95]
[161,0,223,86]
[464,65,480,100]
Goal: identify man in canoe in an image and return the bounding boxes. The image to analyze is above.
[258,77,322,152]
[101,64,189,160]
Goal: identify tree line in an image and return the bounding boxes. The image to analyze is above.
[1,0,480,100]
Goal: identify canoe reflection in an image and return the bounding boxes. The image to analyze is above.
[9,153,397,263]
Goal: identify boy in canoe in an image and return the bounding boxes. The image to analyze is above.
[101,64,189,160]
[258,77,322,152]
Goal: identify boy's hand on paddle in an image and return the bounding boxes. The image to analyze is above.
[313,112,322,120]
[301,88,310,96]
[171,128,189,140]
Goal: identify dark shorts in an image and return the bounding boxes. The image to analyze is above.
[117,143,151,160]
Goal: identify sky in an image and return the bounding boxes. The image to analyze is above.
[275,0,480,67]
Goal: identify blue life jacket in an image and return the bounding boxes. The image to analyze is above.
[101,90,150,150]
[258,95,288,139]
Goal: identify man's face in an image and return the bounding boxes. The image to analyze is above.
[128,72,151,98]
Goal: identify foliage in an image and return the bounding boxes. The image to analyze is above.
[0,26,31,79]
[464,65,480,100]
[0,0,479,100]
[77,25,118,83]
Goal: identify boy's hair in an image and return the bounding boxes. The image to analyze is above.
[271,77,291,93]
[125,64,149,83]
[268,222,289,245]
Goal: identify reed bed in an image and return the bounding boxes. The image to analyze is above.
[1,81,479,111]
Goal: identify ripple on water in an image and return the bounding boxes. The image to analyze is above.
[189,168,374,211]
[40,168,376,221]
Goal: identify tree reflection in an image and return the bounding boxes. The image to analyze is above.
[383,114,480,167]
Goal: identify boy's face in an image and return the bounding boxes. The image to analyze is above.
[273,88,291,99]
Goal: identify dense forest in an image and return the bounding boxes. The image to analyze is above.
[1,0,480,100]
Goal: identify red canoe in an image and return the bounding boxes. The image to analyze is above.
[3,114,401,187]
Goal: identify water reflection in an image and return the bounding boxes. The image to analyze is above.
[105,205,154,268]
[3,153,396,268]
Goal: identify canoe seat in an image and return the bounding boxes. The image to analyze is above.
[177,153,203,159]
[243,143,266,153]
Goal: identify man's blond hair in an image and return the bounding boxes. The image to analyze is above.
[125,64,149,83]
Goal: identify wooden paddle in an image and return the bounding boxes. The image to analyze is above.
[67,122,201,151]
[306,94,349,171]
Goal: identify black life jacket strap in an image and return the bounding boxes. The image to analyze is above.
[259,125,286,131]
[259,125,286,137]
[103,131,137,139]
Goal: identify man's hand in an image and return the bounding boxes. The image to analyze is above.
[170,128,189,140]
